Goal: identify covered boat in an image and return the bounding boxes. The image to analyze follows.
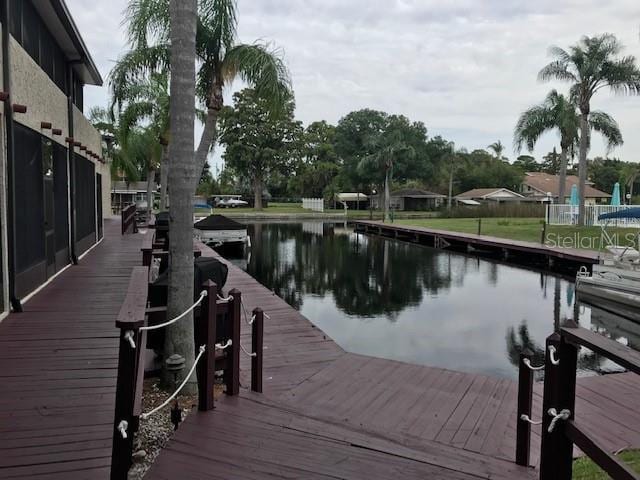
[193,215,250,249]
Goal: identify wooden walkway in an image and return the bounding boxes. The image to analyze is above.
[353,220,600,266]
[146,245,640,479]
[0,220,143,479]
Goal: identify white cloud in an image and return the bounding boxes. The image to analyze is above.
[68,0,640,169]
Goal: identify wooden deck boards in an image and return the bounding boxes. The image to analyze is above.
[0,220,143,479]
[146,246,640,479]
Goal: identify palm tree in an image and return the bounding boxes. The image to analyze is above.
[111,72,170,210]
[164,0,198,390]
[111,0,292,191]
[620,162,640,201]
[487,141,506,161]
[359,129,415,223]
[514,90,622,203]
[539,34,640,224]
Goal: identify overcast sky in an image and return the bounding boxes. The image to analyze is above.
[69,0,640,172]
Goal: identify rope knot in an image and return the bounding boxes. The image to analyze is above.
[547,408,571,433]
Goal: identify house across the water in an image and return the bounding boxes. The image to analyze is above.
[520,172,611,204]
[111,180,158,214]
[455,188,524,205]
[0,0,109,315]
[370,189,446,211]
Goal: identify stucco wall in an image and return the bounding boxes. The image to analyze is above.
[10,37,68,147]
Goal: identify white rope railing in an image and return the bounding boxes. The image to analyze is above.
[140,345,206,420]
[523,358,545,371]
[547,408,571,433]
[216,340,232,350]
[140,291,208,333]
[520,414,542,426]
[548,345,560,366]
[217,294,234,303]
[241,343,256,357]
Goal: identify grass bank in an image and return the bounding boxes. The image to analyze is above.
[573,449,640,479]
[212,203,438,219]
[394,217,640,251]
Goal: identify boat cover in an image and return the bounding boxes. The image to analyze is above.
[598,208,640,220]
[194,215,247,231]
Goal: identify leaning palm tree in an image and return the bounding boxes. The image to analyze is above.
[514,90,622,203]
[539,34,640,224]
[111,72,171,210]
[111,0,291,191]
[487,140,506,161]
[359,130,415,223]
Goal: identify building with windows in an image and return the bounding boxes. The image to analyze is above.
[520,172,611,204]
[0,0,110,315]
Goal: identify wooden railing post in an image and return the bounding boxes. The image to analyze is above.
[225,289,241,396]
[251,308,264,393]
[111,327,141,480]
[197,281,218,411]
[539,332,570,480]
[555,326,579,478]
[516,348,534,467]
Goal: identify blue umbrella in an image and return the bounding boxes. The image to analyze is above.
[570,184,579,206]
[610,182,621,206]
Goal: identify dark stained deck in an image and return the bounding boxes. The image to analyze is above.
[146,244,640,479]
[0,220,144,479]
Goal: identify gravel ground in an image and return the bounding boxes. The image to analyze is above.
[127,378,223,479]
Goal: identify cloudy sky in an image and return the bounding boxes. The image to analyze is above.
[68,0,640,171]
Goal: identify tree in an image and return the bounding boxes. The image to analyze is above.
[455,150,523,193]
[620,162,640,200]
[514,89,622,203]
[487,141,507,162]
[113,0,292,191]
[164,0,198,390]
[358,127,416,222]
[513,155,541,173]
[110,72,171,210]
[539,34,640,223]
[219,89,303,209]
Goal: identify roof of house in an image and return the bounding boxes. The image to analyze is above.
[455,188,523,199]
[336,193,368,202]
[391,188,446,198]
[34,1,103,85]
[523,172,611,198]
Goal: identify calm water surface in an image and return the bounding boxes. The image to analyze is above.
[229,222,636,379]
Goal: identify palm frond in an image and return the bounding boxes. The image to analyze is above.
[199,0,237,52]
[222,42,292,115]
[601,56,640,95]
[124,0,170,48]
[589,110,623,151]
[538,60,577,83]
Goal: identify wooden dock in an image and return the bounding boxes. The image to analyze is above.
[146,243,640,479]
[353,220,600,267]
[1,219,638,479]
[0,220,143,479]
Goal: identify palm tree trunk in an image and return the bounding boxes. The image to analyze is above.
[558,146,568,203]
[577,112,590,226]
[146,166,155,220]
[159,145,169,210]
[163,0,198,391]
[254,177,263,211]
[194,108,219,191]
[383,170,390,223]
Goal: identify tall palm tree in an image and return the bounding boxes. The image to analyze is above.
[359,130,415,223]
[111,0,292,191]
[111,72,170,210]
[164,0,198,390]
[487,140,506,161]
[539,34,640,224]
[514,90,622,203]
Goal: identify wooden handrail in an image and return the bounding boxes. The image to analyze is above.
[121,204,137,235]
[537,323,640,480]
[561,324,640,374]
[515,349,534,467]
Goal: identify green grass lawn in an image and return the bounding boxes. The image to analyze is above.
[210,203,438,219]
[395,217,640,251]
[573,450,640,479]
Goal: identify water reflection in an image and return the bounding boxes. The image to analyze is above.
[231,222,636,379]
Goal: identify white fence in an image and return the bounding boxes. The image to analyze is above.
[546,204,640,226]
[302,198,324,213]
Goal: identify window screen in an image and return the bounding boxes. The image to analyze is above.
[22,1,40,64]
[74,154,95,241]
[14,123,45,272]
[53,144,69,252]
[9,0,22,42]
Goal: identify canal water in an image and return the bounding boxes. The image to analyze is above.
[228,221,634,379]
